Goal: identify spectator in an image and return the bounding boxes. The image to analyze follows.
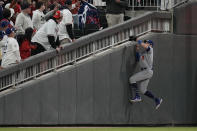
[19,27,36,60]
[5,2,11,9]
[1,8,13,27]
[10,0,22,16]
[47,0,59,12]
[32,1,58,31]
[0,20,9,63]
[0,19,9,31]
[103,0,128,27]
[1,27,21,68]
[8,8,15,26]
[58,0,75,44]
[30,0,36,17]
[31,10,63,55]
[15,1,33,35]
[4,4,15,26]
[2,0,10,8]
[70,0,80,27]
[32,1,45,30]
[78,0,100,33]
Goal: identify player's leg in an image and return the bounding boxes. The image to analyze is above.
[139,79,163,109]
[129,71,149,103]
[129,82,141,103]
[129,70,153,84]
[129,70,153,100]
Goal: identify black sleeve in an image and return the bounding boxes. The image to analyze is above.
[56,36,60,47]
[66,24,75,40]
[47,35,57,49]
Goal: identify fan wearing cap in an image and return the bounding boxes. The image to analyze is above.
[129,39,163,110]
[32,1,59,31]
[0,20,9,57]
[15,1,33,35]
[31,10,63,55]
[0,20,10,31]
[1,27,21,68]
[1,8,14,28]
[58,0,75,44]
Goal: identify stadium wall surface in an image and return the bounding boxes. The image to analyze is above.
[173,1,197,35]
[0,33,197,126]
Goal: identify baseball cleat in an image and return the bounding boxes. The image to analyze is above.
[129,96,142,103]
[155,98,163,110]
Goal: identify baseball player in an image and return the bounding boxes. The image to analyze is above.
[129,39,162,110]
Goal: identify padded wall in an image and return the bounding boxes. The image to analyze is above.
[0,34,197,125]
[174,1,197,35]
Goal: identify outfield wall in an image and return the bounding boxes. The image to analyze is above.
[174,1,197,35]
[0,33,197,125]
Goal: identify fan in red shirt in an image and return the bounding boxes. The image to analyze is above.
[19,27,37,60]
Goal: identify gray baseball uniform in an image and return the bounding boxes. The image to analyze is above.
[129,46,153,94]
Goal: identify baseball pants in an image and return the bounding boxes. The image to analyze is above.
[129,69,153,94]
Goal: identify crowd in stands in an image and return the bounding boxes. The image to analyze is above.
[0,0,104,69]
[0,0,167,70]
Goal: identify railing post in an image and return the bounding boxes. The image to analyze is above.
[111,35,115,48]
[93,41,96,56]
[73,50,77,64]
[53,57,57,72]
[132,0,134,11]
[33,65,37,79]
[157,0,159,11]
[12,73,16,89]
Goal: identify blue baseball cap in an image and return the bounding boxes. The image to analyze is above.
[0,20,9,28]
[0,31,4,39]
[146,40,154,46]
[5,27,15,35]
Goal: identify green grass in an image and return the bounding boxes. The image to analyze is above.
[0,127,197,131]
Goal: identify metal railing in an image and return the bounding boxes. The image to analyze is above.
[0,12,172,91]
[128,0,190,11]
[172,0,189,8]
[128,0,160,10]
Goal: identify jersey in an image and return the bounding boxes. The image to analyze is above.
[15,12,33,35]
[32,10,46,30]
[0,35,8,57]
[139,46,153,70]
[58,9,73,41]
[1,37,21,67]
[31,19,59,50]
